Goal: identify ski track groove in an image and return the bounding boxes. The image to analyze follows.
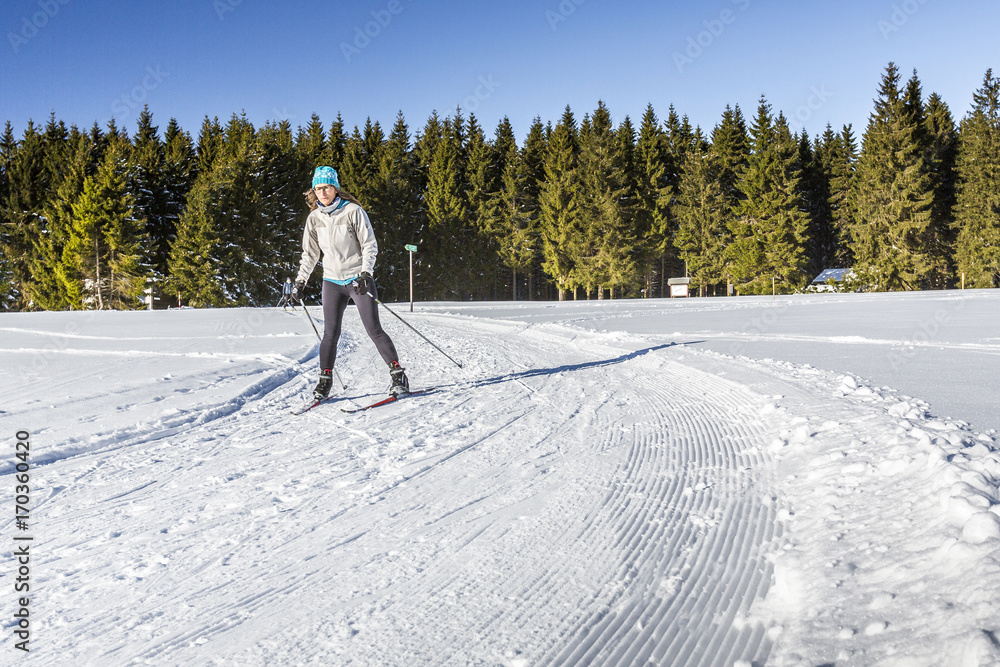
[313,324,777,666]
[17,316,786,667]
[417,328,773,666]
[539,358,776,667]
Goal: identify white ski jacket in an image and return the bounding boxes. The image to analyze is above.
[296,201,378,284]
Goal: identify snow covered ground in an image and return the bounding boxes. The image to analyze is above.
[2,289,999,666]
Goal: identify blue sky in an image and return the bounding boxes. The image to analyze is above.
[2,0,998,145]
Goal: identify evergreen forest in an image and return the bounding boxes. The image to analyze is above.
[3,63,999,311]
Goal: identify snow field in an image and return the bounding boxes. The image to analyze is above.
[1,295,999,666]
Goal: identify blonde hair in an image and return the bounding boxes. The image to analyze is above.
[304,186,362,211]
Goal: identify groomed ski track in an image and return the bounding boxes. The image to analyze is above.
[14,309,785,666]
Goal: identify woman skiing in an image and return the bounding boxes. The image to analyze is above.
[292,166,409,400]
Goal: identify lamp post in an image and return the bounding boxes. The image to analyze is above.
[405,244,417,312]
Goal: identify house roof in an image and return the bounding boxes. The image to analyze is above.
[812,268,852,284]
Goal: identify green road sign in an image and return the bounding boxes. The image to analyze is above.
[405,244,418,252]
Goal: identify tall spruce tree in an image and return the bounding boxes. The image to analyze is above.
[102,143,147,310]
[485,117,536,300]
[538,106,584,300]
[674,135,730,294]
[710,105,750,290]
[635,104,674,296]
[849,64,942,290]
[339,126,364,192]
[797,130,835,277]
[215,113,262,304]
[464,115,494,237]
[168,165,226,307]
[614,114,640,297]
[727,99,811,294]
[376,111,421,301]
[953,69,1000,287]
[906,75,956,287]
[662,107,697,292]
[28,131,96,310]
[260,119,302,290]
[410,112,444,297]
[574,102,636,298]
[520,118,548,299]
[666,106,697,166]
[769,115,813,289]
[87,122,110,162]
[0,122,13,193]
[711,105,750,210]
[0,122,14,308]
[460,114,500,297]
[340,119,387,212]
[423,115,469,298]
[2,121,48,309]
[162,118,196,292]
[228,115,299,304]
[327,113,348,168]
[413,111,444,185]
[129,107,173,279]
[61,139,143,309]
[195,116,224,176]
[297,113,328,172]
[924,92,958,282]
[42,113,72,188]
[820,124,858,268]
[23,115,78,308]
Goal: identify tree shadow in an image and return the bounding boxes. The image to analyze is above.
[445,340,706,391]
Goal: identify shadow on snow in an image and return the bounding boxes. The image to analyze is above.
[454,341,706,391]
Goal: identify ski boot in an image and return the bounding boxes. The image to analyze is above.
[388,361,409,397]
[313,368,333,400]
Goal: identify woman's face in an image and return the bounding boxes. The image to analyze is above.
[314,184,337,207]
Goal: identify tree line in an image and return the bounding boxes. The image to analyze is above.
[2,62,999,311]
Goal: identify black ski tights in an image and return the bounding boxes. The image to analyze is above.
[319,280,399,370]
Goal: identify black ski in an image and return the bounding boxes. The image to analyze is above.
[341,388,437,414]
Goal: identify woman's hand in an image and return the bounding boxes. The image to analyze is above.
[353,272,374,296]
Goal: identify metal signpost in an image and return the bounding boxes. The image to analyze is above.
[405,244,418,312]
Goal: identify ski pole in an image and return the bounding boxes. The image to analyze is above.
[365,292,464,368]
[299,297,321,339]
[299,298,347,390]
